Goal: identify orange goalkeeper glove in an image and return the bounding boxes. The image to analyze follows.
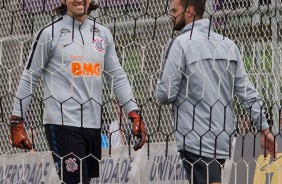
[10,121,32,150]
[128,110,146,151]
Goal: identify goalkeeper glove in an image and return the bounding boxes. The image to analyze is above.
[10,120,32,150]
[128,110,146,151]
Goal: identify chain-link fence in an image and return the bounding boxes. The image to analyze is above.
[0,0,281,160]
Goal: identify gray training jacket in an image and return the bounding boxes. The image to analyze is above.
[156,19,269,159]
[12,14,138,128]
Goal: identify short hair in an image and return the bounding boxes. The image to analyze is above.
[54,1,99,15]
[180,0,206,18]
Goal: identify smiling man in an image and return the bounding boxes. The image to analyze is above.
[10,0,146,183]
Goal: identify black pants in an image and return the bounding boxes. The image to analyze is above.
[179,150,225,184]
[45,125,101,184]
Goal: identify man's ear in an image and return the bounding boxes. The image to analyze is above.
[186,5,196,17]
[61,0,66,5]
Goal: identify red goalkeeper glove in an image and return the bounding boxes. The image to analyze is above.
[10,121,32,150]
[128,110,146,151]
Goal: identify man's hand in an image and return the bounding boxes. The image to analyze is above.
[260,128,278,159]
[128,111,146,151]
[10,121,32,150]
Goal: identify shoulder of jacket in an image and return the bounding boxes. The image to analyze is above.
[170,34,188,49]
[35,17,64,37]
[87,17,110,32]
[87,20,113,41]
[95,24,112,36]
[175,31,193,44]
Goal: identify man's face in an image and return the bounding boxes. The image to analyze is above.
[170,0,186,31]
[64,0,91,21]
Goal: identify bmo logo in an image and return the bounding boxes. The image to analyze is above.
[71,61,101,77]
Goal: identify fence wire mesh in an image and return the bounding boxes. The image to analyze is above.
[0,0,282,183]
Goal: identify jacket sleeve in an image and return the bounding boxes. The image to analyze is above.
[12,28,52,118]
[156,38,184,105]
[234,45,269,132]
[104,29,138,114]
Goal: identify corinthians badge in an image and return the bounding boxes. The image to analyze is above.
[65,158,78,172]
[93,37,104,52]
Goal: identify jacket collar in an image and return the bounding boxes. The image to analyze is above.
[180,19,211,34]
[63,14,91,28]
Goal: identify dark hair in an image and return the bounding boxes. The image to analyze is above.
[54,1,100,15]
[180,0,206,18]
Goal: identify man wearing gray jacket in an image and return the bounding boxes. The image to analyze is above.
[156,0,277,183]
[9,0,146,183]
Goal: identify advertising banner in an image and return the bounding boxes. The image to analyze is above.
[1,139,281,184]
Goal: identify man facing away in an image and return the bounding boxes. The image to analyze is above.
[9,0,146,183]
[156,0,277,183]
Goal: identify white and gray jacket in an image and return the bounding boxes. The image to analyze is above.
[12,14,138,128]
[156,19,269,158]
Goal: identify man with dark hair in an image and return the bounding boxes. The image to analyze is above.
[10,0,146,183]
[156,0,277,183]
[179,0,205,18]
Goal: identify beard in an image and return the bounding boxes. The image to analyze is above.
[173,15,186,31]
